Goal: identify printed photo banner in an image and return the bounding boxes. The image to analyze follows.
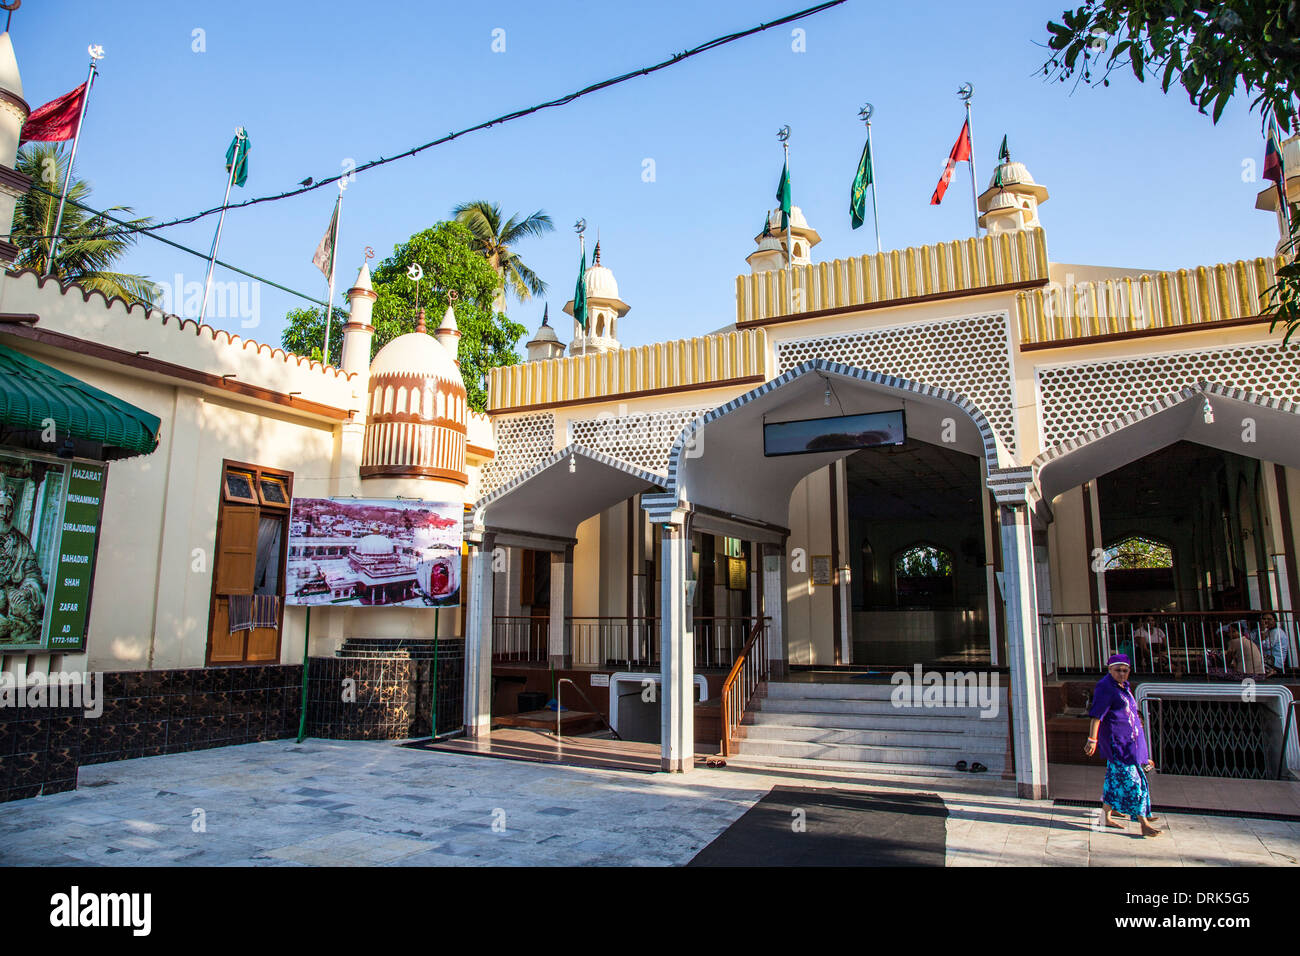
[286,498,463,608]
[0,449,107,653]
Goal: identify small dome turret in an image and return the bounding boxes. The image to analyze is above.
[362,310,468,485]
[978,139,1049,234]
[526,303,566,362]
[564,240,630,355]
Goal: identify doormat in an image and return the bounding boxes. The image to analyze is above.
[688,785,948,867]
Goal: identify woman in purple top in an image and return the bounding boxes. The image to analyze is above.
[1084,654,1161,837]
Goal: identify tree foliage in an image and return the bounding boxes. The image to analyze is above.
[280,221,525,411]
[1042,1,1300,342]
[12,143,156,303]
[451,199,554,306]
[895,545,954,578]
[1043,1,1300,126]
[1105,535,1174,570]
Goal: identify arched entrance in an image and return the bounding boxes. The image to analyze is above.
[648,360,1048,794]
[1032,383,1300,779]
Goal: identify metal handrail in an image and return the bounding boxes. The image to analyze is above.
[1041,610,1297,679]
[719,618,770,757]
[555,678,621,741]
[1278,700,1298,781]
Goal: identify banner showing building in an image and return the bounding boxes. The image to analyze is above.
[0,450,107,653]
[286,498,463,608]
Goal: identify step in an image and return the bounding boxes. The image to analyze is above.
[733,737,1006,772]
[745,709,1006,733]
[740,723,1008,749]
[765,679,1006,704]
[718,752,1015,786]
[753,696,1002,720]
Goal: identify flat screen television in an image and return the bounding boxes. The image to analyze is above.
[762,409,906,457]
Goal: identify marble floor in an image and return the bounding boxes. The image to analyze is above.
[0,738,1297,866]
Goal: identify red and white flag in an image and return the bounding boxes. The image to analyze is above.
[930,118,972,205]
[20,83,87,143]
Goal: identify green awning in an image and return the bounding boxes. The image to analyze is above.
[0,342,161,460]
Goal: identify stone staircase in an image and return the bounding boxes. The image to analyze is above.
[730,679,1011,776]
[334,637,442,660]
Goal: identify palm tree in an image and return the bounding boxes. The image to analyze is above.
[451,200,553,309]
[12,143,156,304]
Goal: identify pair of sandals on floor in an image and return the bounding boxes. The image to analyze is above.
[954,760,987,773]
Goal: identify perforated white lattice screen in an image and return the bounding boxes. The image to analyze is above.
[568,406,714,474]
[774,312,1018,454]
[477,412,555,499]
[1036,341,1300,447]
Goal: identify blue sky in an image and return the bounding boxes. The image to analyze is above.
[18,0,1282,350]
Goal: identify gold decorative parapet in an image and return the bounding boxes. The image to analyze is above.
[734,229,1050,325]
[1017,256,1284,345]
[488,328,768,412]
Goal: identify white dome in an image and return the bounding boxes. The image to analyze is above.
[984,191,1020,213]
[987,160,1037,190]
[583,263,619,300]
[529,320,560,344]
[356,534,393,555]
[370,331,463,390]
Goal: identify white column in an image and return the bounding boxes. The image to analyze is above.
[659,516,694,772]
[463,533,495,738]
[980,466,1000,666]
[999,500,1050,799]
[549,545,573,668]
[762,542,788,679]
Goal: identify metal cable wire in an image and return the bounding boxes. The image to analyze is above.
[14,1,844,241]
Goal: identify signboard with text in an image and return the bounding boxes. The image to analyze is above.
[0,449,107,653]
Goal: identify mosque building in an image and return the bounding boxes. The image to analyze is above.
[1,26,1298,803]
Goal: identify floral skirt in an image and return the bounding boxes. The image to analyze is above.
[1102,760,1151,819]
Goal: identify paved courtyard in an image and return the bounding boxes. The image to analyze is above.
[1,738,1298,866]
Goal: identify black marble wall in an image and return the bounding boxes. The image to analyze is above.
[0,702,83,803]
[79,664,304,766]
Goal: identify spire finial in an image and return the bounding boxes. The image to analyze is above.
[542,302,550,326]
[416,308,427,334]
[593,240,601,266]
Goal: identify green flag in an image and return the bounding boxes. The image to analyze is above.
[225,130,250,188]
[761,211,772,239]
[775,158,791,231]
[993,135,1009,187]
[572,245,588,330]
[850,138,874,230]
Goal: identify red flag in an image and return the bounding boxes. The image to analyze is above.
[20,83,87,143]
[1264,124,1288,214]
[930,118,972,205]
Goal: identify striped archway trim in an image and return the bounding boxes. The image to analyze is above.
[1029,380,1300,503]
[469,442,666,530]
[655,359,1015,512]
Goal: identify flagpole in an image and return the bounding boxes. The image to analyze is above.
[200,127,244,324]
[960,83,980,237]
[580,231,587,359]
[862,106,881,254]
[45,46,103,278]
[322,189,342,362]
[783,136,792,272]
